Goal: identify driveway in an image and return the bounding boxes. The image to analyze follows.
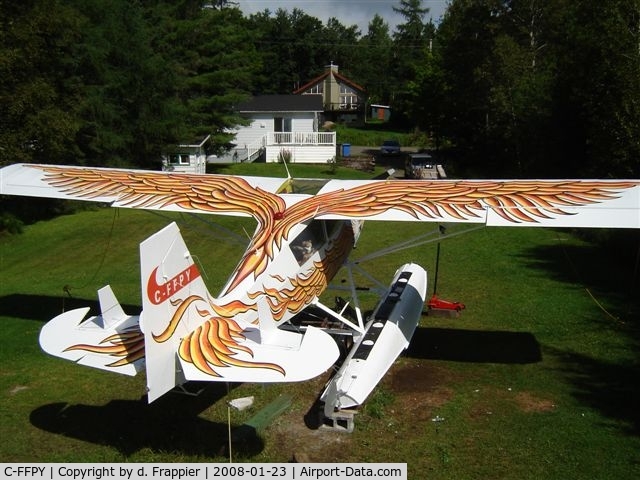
[345,145,418,173]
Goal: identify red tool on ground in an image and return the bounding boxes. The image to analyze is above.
[427,235,465,317]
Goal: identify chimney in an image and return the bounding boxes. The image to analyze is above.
[325,62,339,74]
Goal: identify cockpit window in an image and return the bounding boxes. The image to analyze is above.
[290,220,325,265]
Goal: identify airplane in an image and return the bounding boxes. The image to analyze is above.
[1,162,639,425]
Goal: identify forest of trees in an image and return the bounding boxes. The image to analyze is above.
[1,0,639,179]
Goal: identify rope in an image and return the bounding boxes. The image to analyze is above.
[61,208,119,312]
[555,231,623,324]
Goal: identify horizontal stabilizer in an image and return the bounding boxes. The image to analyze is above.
[180,325,339,383]
[39,293,144,376]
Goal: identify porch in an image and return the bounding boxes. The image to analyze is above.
[213,131,337,164]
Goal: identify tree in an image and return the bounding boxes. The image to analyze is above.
[0,0,85,165]
[146,2,261,154]
[389,0,433,126]
[550,0,640,177]
[0,1,88,228]
[319,17,361,74]
[175,6,261,150]
[248,8,325,94]
[435,0,639,177]
[353,14,394,106]
[436,0,501,166]
[478,0,556,176]
[393,0,431,42]
[404,35,446,145]
[71,0,184,167]
[205,0,238,9]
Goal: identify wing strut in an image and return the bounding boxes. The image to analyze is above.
[354,224,485,264]
[344,262,365,331]
[311,299,365,334]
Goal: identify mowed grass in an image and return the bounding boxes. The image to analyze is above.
[1,165,639,477]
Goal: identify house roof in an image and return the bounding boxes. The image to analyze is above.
[293,70,366,95]
[236,94,323,113]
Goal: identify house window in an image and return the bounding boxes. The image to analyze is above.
[339,85,359,109]
[169,154,190,165]
[305,84,323,95]
[274,117,293,144]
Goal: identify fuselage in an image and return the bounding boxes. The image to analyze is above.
[212,219,359,326]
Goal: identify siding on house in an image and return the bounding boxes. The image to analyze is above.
[266,145,336,163]
[233,113,317,150]
[293,64,366,123]
[225,94,335,164]
[162,135,209,174]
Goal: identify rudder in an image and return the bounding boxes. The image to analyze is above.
[139,222,213,402]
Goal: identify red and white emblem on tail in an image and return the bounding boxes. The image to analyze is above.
[146,264,201,305]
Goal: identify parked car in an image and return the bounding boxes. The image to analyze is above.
[405,153,447,179]
[380,140,401,155]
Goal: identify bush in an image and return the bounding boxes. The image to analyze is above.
[0,197,97,234]
[277,148,293,163]
[0,211,24,234]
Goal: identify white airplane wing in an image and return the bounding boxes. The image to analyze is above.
[0,163,290,218]
[308,178,640,229]
[1,163,638,229]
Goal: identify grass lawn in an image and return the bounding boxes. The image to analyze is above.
[334,123,432,150]
[1,164,639,477]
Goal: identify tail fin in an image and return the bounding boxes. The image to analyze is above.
[139,222,213,402]
[140,222,341,401]
[97,285,127,329]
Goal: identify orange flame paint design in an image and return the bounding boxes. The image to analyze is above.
[248,226,354,321]
[148,228,353,377]
[33,167,637,378]
[33,166,637,294]
[64,326,144,367]
[153,294,285,377]
[179,317,285,377]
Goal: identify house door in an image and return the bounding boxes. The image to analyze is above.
[274,117,292,132]
[274,117,292,143]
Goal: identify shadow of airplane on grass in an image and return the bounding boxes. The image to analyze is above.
[546,346,640,435]
[30,383,262,458]
[407,326,542,364]
[0,293,139,323]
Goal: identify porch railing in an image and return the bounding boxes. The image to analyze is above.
[267,131,336,146]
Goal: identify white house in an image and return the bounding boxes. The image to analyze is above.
[162,135,209,174]
[221,94,337,164]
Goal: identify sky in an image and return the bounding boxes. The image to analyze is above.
[236,0,449,33]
